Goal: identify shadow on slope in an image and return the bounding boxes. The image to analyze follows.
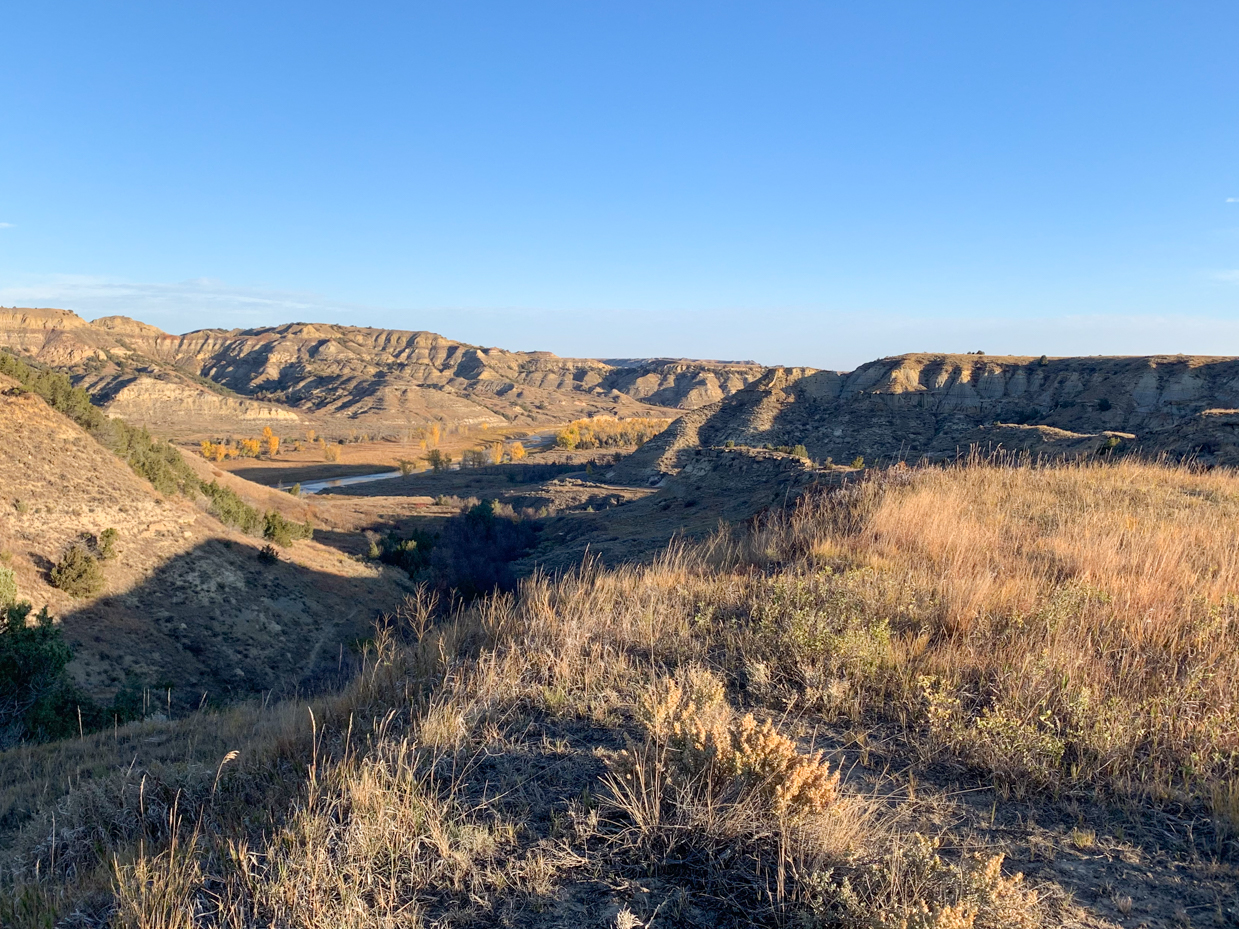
[56,537,412,714]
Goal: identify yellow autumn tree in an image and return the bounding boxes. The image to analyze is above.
[262,426,279,457]
[507,441,526,462]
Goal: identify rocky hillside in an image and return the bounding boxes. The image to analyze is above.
[0,308,765,433]
[619,353,1239,481]
[0,372,412,710]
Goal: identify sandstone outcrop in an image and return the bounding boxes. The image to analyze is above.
[618,353,1239,481]
[0,308,765,432]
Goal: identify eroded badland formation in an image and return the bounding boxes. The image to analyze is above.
[2,306,1238,928]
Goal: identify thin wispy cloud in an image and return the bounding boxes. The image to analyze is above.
[0,274,375,331]
[0,223,14,229]
[1228,197,1239,203]
[3,273,1239,368]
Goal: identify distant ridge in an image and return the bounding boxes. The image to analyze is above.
[0,308,767,433]
[616,353,1239,482]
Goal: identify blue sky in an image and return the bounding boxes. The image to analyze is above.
[1,2,1237,368]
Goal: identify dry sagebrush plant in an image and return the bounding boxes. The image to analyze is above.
[636,668,840,818]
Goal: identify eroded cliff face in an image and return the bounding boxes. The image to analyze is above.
[85,376,302,431]
[618,354,1239,481]
[0,309,766,431]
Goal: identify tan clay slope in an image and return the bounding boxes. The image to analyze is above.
[0,308,310,437]
[618,353,1239,480]
[0,308,766,431]
[0,375,412,710]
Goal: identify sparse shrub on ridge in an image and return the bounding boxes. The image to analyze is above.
[262,511,313,547]
[200,481,262,534]
[49,545,105,599]
[0,350,197,496]
[0,565,16,607]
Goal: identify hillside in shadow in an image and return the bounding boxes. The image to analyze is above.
[55,537,414,713]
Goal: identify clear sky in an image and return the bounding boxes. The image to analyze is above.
[1,2,1237,369]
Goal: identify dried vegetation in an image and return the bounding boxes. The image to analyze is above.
[4,457,1239,926]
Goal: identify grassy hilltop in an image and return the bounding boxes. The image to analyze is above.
[3,457,1237,928]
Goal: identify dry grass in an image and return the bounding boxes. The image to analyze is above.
[743,457,1239,808]
[6,456,1239,926]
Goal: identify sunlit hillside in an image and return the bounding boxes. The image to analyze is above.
[4,457,1237,927]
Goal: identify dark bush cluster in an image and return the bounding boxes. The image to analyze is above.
[504,463,583,483]
[201,480,262,534]
[262,511,314,547]
[762,443,810,459]
[430,500,540,599]
[49,545,106,599]
[370,528,437,574]
[366,502,539,599]
[0,601,141,747]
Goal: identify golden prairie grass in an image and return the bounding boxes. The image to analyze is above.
[757,458,1239,804]
[8,456,1239,926]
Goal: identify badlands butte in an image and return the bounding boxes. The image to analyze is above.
[3,307,1238,466]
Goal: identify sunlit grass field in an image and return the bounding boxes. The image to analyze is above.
[5,457,1237,927]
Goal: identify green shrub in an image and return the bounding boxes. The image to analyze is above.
[49,546,105,598]
[201,481,262,534]
[262,511,314,547]
[851,456,865,469]
[0,601,143,746]
[98,527,119,560]
[423,449,450,472]
[1,601,76,745]
[257,544,279,564]
[791,444,809,459]
[374,529,436,574]
[0,565,16,607]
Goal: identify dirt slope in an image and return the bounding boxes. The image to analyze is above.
[0,308,765,433]
[618,354,1239,481]
[0,374,412,709]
